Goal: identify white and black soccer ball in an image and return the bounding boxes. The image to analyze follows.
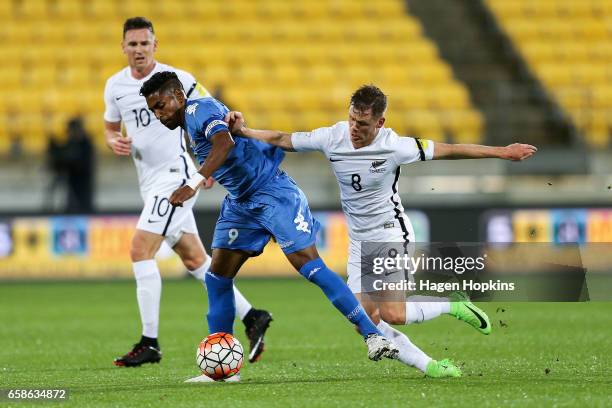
[196,332,243,380]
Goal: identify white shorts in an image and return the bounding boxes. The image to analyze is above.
[136,181,200,248]
[347,216,415,294]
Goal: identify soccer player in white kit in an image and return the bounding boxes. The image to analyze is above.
[226,85,537,377]
[103,17,272,367]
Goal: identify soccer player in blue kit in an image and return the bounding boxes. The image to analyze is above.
[140,71,399,380]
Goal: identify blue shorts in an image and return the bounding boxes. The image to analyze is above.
[212,171,320,255]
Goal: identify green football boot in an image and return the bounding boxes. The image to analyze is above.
[449,292,491,335]
[425,359,462,378]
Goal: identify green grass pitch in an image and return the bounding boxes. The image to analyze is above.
[1,279,610,407]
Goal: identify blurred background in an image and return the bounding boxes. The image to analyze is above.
[1,0,611,279]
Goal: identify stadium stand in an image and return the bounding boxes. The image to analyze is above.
[486,0,612,148]
[0,0,482,155]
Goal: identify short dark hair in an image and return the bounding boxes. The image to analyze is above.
[123,17,155,38]
[140,71,183,98]
[350,85,387,118]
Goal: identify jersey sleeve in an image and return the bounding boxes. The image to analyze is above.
[103,78,121,122]
[291,126,332,153]
[393,137,435,164]
[176,69,211,99]
[187,101,229,141]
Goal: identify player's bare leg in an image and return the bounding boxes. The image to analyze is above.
[285,245,398,361]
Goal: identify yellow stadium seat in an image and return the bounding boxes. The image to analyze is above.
[487,0,612,147]
[48,0,83,18]
[329,0,367,18]
[256,1,294,19]
[388,88,428,110]
[0,0,483,154]
[1,23,31,42]
[0,69,22,90]
[306,65,336,86]
[0,0,13,18]
[558,1,596,17]
[120,0,154,19]
[201,66,232,89]
[293,2,328,19]
[295,111,329,132]
[429,86,470,109]
[15,0,48,19]
[288,88,320,111]
[591,86,612,108]
[233,65,269,88]
[148,1,187,19]
[273,65,303,86]
[86,0,120,18]
[23,67,57,88]
[537,64,573,86]
[364,0,407,17]
[583,114,610,148]
[379,19,422,40]
[266,112,295,131]
[241,89,285,112]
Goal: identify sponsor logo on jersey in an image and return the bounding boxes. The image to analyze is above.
[370,159,387,173]
[294,209,311,233]
[186,103,198,115]
[278,240,294,249]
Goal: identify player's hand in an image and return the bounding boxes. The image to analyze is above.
[108,136,132,156]
[224,111,246,135]
[503,143,537,161]
[202,177,215,190]
[169,185,196,207]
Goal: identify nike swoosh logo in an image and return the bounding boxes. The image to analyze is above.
[115,94,129,100]
[329,158,342,162]
[465,304,488,329]
[147,219,162,223]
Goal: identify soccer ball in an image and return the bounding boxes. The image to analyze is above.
[196,332,244,380]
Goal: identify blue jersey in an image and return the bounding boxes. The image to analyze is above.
[183,97,285,200]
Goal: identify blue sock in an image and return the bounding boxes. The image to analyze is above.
[204,271,235,334]
[299,258,381,338]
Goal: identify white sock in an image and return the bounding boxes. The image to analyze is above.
[405,296,451,324]
[377,321,431,372]
[188,255,252,320]
[133,260,162,338]
[187,255,212,281]
[233,286,253,321]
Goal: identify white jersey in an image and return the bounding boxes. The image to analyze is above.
[292,121,434,241]
[103,62,210,197]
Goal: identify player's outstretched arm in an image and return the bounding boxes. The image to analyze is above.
[225,111,295,151]
[104,120,132,156]
[169,131,234,207]
[433,142,537,161]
